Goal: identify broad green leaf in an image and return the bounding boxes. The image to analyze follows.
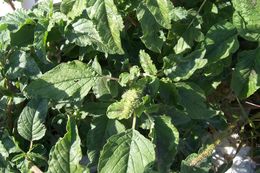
[137,3,165,53]
[68,19,103,48]
[231,48,260,98]
[154,116,179,172]
[1,9,34,32]
[5,50,41,79]
[163,49,207,81]
[33,19,51,63]
[10,25,35,47]
[232,0,260,41]
[17,98,48,141]
[47,117,83,173]
[118,66,140,87]
[107,88,142,120]
[87,116,125,167]
[204,58,232,77]
[91,57,116,98]
[0,156,18,173]
[173,27,204,54]
[176,83,215,119]
[0,131,21,160]
[33,0,53,17]
[159,79,179,105]
[86,0,124,54]
[81,102,111,117]
[98,129,155,173]
[169,8,203,54]
[204,21,239,63]
[25,60,99,100]
[92,78,111,98]
[0,26,10,52]
[139,50,157,76]
[145,0,173,29]
[170,7,189,21]
[61,0,86,19]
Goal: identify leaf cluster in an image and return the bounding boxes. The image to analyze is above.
[0,0,259,172]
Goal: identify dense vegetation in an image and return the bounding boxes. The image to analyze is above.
[0,0,259,172]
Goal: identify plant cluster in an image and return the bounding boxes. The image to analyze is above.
[0,0,259,172]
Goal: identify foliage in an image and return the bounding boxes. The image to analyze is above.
[0,0,259,172]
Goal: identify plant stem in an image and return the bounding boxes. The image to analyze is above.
[132,115,136,130]
[30,164,43,173]
[186,0,207,30]
[245,101,260,108]
[236,97,248,121]
[6,96,13,133]
[103,76,119,81]
[29,141,33,152]
[7,0,16,10]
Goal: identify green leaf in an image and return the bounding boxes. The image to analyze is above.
[86,0,124,54]
[107,88,142,120]
[204,21,239,63]
[33,0,53,17]
[60,0,86,19]
[10,25,35,47]
[154,115,179,172]
[25,60,99,100]
[0,131,21,160]
[47,117,83,173]
[87,116,125,167]
[1,9,34,32]
[0,26,10,52]
[139,50,157,76]
[98,129,155,173]
[145,0,173,29]
[137,3,165,53]
[17,98,48,141]
[68,19,103,48]
[169,8,203,54]
[91,58,115,98]
[163,49,207,82]
[173,27,204,54]
[231,48,260,98]
[176,83,215,119]
[170,7,189,21]
[159,79,179,105]
[118,66,141,87]
[33,19,51,63]
[232,0,260,41]
[5,50,41,80]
